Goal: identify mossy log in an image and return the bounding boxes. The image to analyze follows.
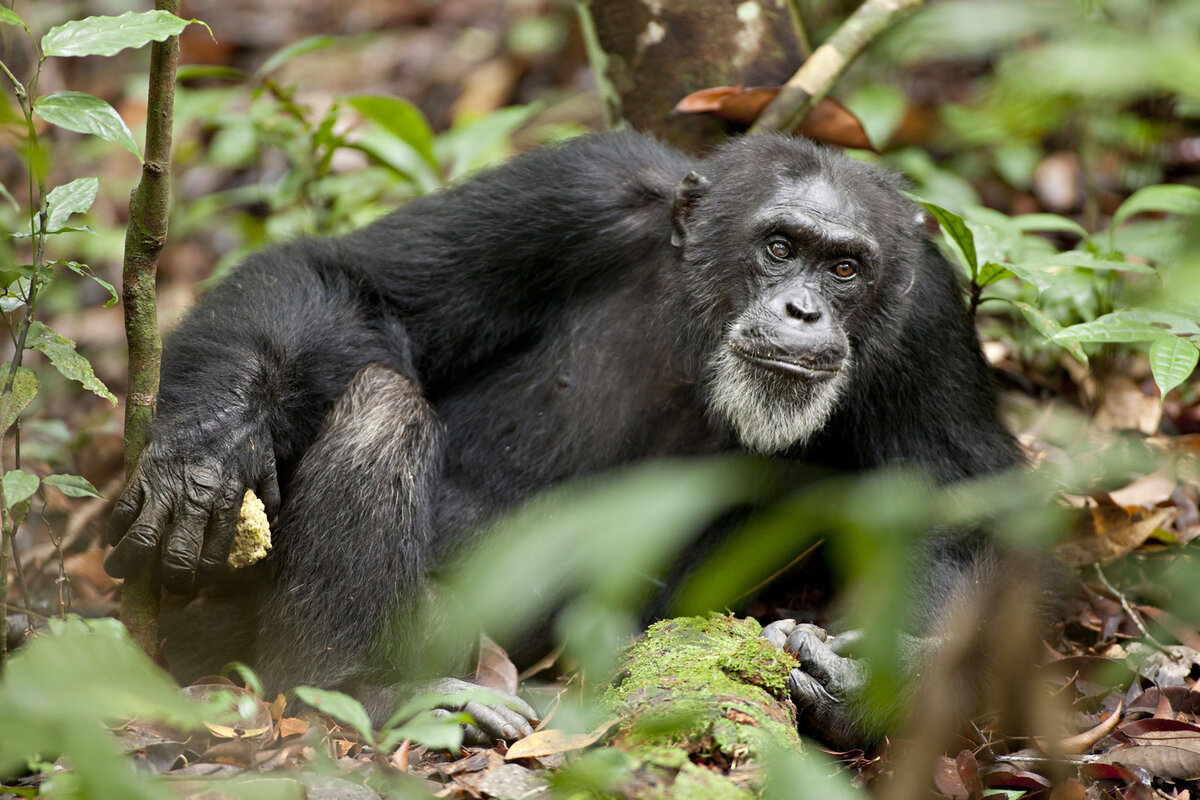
[602,615,804,799]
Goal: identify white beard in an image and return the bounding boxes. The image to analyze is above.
[705,345,851,454]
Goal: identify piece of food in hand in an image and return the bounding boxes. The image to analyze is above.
[227,489,271,568]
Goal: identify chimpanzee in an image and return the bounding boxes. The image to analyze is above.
[105,131,1024,748]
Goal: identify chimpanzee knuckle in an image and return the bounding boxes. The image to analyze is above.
[788,668,839,709]
[761,619,797,650]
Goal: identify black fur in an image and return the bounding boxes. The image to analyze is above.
[106,131,1022,746]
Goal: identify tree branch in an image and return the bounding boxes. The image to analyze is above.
[749,0,925,135]
[118,0,181,655]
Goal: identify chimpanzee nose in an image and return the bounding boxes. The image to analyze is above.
[783,299,821,324]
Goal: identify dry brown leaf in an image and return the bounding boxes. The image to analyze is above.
[672,86,872,149]
[277,717,309,739]
[1108,471,1179,507]
[475,633,519,695]
[1056,500,1175,566]
[1058,700,1122,755]
[1095,743,1200,779]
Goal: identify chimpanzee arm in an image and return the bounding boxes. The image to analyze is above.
[106,241,415,593]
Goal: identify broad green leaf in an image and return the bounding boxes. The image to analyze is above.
[259,35,336,75]
[1112,184,1200,236]
[1009,300,1087,364]
[918,200,978,276]
[45,178,100,233]
[41,10,192,58]
[54,261,119,307]
[293,687,376,746]
[380,709,468,753]
[1053,315,1175,344]
[347,95,437,170]
[0,7,25,28]
[0,365,39,433]
[1149,336,1199,400]
[1,275,31,313]
[25,321,117,404]
[34,92,140,160]
[43,474,103,500]
[1020,249,1156,274]
[995,260,1053,293]
[976,261,1014,288]
[3,469,38,508]
[1010,213,1090,240]
[438,104,538,181]
[1114,308,1200,336]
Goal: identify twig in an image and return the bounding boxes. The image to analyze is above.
[118,0,182,655]
[750,0,926,135]
[1093,564,1164,649]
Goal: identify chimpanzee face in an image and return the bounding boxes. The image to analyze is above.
[670,137,919,453]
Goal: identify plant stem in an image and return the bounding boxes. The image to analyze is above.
[118,0,182,655]
[750,0,926,135]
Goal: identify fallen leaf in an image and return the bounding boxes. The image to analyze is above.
[505,719,616,760]
[1058,701,1122,755]
[1095,744,1200,779]
[476,633,519,696]
[673,85,872,149]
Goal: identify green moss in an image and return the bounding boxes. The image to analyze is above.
[600,614,803,798]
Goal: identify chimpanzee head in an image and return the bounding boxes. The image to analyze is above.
[670,135,927,454]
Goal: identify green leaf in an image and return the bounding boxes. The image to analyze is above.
[34,92,140,160]
[45,178,100,233]
[25,321,117,404]
[347,95,437,170]
[3,469,39,508]
[1020,249,1156,274]
[1112,184,1200,237]
[54,261,119,307]
[0,365,39,433]
[43,474,103,500]
[41,10,193,58]
[259,35,336,75]
[0,181,17,212]
[379,709,468,753]
[1008,300,1088,364]
[293,687,376,746]
[0,7,26,29]
[918,200,978,276]
[976,261,1015,288]
[1009,213,1090,240]
[1053,315,1176,344]
[1149,336,1199,400]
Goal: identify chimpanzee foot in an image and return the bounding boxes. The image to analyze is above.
[760,619,872,750]
[424,677,538,746]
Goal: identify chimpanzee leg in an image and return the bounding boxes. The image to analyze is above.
[252,363,439,703]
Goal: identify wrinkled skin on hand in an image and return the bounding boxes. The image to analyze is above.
[423,677,539,746]
[106,428,281,594]
[761,620,877,751]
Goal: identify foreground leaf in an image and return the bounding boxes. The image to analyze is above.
[34,92,140,159]
[43,474,104,500]
[45,177,100,233]
[2,469,39,508]
[1149,336,1199,399]
[0,365,38,433]
[41,10,192,58]
[293,687,376,746]
[25,321,117,404]
[918,199,978,277]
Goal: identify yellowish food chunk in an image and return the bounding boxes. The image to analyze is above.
[227,489,271,568]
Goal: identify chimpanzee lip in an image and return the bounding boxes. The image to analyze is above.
[729,341,840,378]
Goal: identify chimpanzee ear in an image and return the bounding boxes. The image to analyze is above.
[670,170,711,248]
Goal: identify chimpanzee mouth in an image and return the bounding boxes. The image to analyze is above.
[728,341,841,379]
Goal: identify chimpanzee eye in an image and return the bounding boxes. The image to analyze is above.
[831,260,858,280]
[767,240,791,260]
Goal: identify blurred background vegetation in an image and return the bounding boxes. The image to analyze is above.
[1,0,1199,798]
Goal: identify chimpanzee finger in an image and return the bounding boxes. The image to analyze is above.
[761,619,798,650]
[787,668,840,710]
[786,625,841,686]
[431,708,487,748]
[161,502,212,594]
[197,485,244,575]
[107,478,145,546]
[104,495,169,579]
[462,701,528,742]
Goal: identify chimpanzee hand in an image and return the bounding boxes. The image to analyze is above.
[422,677,539,746]
[105,427,281,593]
[761,619,874,750]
